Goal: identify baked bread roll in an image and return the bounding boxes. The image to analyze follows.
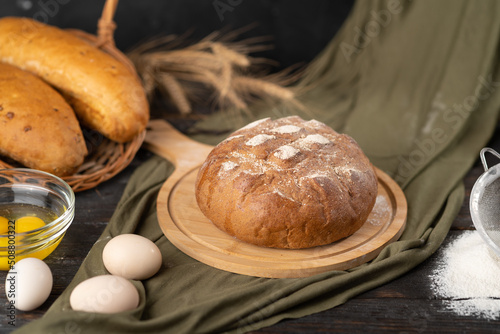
[0,17,149,143]
[195,116,378,249]
[0,62,87,176]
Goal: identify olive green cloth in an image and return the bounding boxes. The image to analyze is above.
[15,0,500,333]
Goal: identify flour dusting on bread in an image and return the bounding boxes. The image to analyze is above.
[245,134,276,146]
[274,145,300,160]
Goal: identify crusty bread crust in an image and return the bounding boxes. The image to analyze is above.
[0,63,87,176]
[0,17,149,143]
[195,116,378,249]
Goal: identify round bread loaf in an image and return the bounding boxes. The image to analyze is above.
[195,116,378,249]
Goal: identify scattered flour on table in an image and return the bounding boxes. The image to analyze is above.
[429,231,500,320]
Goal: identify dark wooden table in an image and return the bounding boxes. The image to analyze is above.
[1,121,500,334]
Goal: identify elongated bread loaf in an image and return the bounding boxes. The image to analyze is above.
[0,62,87,176]
[195,116,378,249]
[0,17,149,143]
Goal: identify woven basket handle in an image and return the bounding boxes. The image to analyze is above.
[96,0,119,47]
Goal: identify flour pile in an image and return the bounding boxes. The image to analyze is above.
[430,231,500,320]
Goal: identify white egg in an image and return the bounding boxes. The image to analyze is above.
[70,275,139,313]
[102,234,162,280]
[5,258,53,311]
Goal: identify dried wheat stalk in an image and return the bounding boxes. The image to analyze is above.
[127,30,303,115]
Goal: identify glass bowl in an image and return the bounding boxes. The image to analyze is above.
[0,168,75,270]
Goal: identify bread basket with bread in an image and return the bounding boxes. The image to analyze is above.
[0,0,148,192]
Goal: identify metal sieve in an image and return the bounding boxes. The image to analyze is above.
[470,147,500,257]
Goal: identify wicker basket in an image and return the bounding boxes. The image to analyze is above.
[0,0,147,192]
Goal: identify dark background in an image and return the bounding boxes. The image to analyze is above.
[0,0,354,69]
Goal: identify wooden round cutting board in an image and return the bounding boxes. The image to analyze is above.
[145,119,407,278]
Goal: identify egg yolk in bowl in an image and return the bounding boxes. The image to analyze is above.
[0,211,63,270]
